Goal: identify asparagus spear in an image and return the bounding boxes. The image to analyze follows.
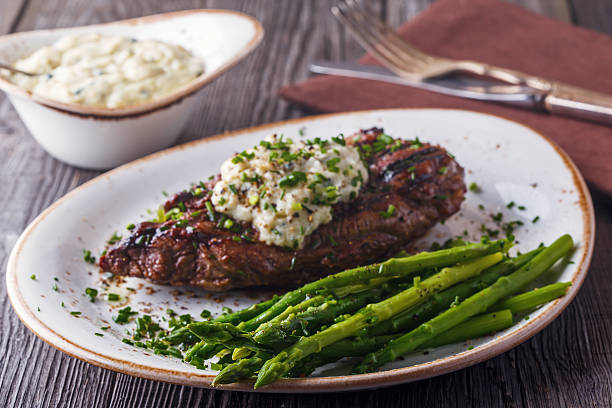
[420,282,572,348]
[420,310,514,349]
[211,286,400,382]
[183,296,280,361]
[253,286,394,346]
[189,322,270,351]
[363,248,542,336]
[189,296,327,350]
[289,280,572,377]
[291,311,514,378]
[243,240,508,331]
[490,282,572,313]
[353,234,573,373]
[331,277,395,298]
[288,335,400,378]
[213,351,273,386]
[254,253,503,388]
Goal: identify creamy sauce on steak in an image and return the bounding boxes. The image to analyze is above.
[7,33,203,108]
[211,134,368,249]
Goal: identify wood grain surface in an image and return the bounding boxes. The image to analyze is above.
[1,1,611,407]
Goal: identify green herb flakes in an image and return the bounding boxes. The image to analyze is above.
[380,204,396,219]
[85,287,98,302]
[82,249,96,264]
[114,306,138,324]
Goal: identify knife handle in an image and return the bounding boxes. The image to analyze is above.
[543,83,612,126]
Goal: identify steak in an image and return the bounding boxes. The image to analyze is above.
[99,128,466,291]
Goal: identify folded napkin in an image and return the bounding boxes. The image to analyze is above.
[280,0,612,196]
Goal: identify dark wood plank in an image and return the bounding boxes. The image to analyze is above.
[0,0,28,35]
[570,0,612,35]
[0,0,611,407]
[508,0,572,21]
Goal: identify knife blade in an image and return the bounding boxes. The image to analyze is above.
[310,61,612,126]
[310,61,544,109]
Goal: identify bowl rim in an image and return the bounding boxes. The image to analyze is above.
[0,9,264,118]
[6,108,596,393]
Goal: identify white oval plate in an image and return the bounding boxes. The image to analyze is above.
[7,109,595,393]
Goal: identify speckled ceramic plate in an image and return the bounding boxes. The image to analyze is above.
[7,109,595,393]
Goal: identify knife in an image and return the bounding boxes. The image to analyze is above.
[310,61,612,125]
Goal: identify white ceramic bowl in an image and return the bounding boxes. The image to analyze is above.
[0,10,263,169]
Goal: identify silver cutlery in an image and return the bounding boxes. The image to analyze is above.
[329,0,612,126]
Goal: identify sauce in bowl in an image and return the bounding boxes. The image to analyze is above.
[7,33,203,108]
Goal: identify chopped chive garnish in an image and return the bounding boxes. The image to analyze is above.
[532,215,540,223]
[469,182,481,193]
[52,283,58,292]
[30,274,36,280]
[94,332,104,337]
[200,310,212,319]
[114,306,138,324]
[518,205,526,210]
[249,195,259,206]
[85,287,98,302]
[70,311,81,316]
[107,232,122,245]
[205,201,216,221]
[83,249,96,264]
[126,223,136,231]
[107,293,120,302]
[380,204,396,219]
[279,171,307,188]
[326,157,341,173]
[506,201,515,209]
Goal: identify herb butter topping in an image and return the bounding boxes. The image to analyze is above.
[211,134,368,249]
[6,33,203,108]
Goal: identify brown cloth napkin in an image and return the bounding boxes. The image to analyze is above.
[280,0,612,196]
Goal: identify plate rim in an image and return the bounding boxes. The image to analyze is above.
[6,108,596,393]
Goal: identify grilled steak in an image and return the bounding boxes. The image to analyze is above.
[99,128,465,291]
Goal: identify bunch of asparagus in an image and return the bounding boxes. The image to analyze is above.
[179,235,573,389]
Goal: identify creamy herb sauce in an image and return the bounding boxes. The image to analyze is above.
[211,134,368,249]
[7,33,203,108]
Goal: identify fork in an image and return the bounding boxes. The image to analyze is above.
[331,0,612,126]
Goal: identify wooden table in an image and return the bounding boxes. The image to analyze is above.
[1,1,610,406]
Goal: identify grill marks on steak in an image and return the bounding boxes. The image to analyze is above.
[99,128,466,291]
